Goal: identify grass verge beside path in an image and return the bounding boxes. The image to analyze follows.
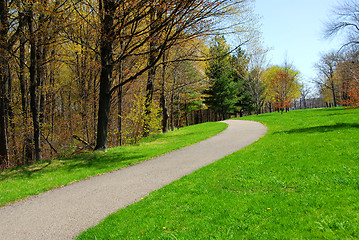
[78,108,359,239]
[0,122,227,207]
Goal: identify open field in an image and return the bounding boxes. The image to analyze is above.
[0,122,227,207]
[78,108,359,239]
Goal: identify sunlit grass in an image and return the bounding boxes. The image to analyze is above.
[0,122,227,207]
[77,107,359,239]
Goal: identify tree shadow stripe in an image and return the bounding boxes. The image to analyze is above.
[274,123,359,134]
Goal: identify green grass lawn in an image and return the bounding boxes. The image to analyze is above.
[0,122,227,207]
[77,107,359,239]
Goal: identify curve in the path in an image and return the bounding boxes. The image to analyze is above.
[0,120,267,240]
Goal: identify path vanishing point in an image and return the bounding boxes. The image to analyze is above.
[0,120,267,240]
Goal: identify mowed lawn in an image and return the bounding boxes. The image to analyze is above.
[0,122,227,207]
[78,108,359,239]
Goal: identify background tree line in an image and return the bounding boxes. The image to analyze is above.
[314,0,359,109]
[203,36,302,119]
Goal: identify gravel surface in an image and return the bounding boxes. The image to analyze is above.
[0,120,267,240]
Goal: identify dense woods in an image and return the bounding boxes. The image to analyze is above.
[1,0,359,170]
[0,0,261,169]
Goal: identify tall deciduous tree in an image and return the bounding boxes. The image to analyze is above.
[245,68,265,114]
[245,47,268,114]
[27,1,42,161]
[264,64,301,113]
[95,0,116,150]
[314,52,341,107]
[0,0,10,169]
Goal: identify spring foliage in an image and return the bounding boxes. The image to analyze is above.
[123,94,161,144]
[262,65,301,112]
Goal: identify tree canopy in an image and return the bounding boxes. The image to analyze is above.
[262,65,301,113]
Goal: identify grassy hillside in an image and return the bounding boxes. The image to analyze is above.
[0,122,227,207]
[78,108,359,239]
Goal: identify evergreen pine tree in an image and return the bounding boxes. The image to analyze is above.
[204,37,239,119]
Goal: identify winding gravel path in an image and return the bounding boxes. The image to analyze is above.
[0,120,267,240]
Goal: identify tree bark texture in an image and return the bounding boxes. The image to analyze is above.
[18,10,32,163]
[160,53,169,133]
[95,0,115,150]
[0,0,9,169]
[117,60,123,146]
[28,6,42,162]
[144,6,159,137]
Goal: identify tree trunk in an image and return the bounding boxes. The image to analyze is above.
[331,80,337,107]
[92,56,97,144]
[160,53,168,133]
[77,47,89,142]
[117,60,123,146]
[6,62,13,129]
[37,0,48,128]
[37,44,45,126]
[0,87,8,170]
[0,0,9,169]
[49,51,55,157]
[170,76,176,131]
[19,11,32,163]
[28,6,42,162]
[144,6,159,137]
[95,0,115,150]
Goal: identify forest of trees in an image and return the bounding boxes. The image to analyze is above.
[0,0,265,170]
[1,0,358,171]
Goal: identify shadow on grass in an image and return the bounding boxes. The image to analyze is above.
[65,151,146,171]
[0,150,146,181]
[323,111,357,117]
[275,123,359,135]
[0,161,53,181]
[0,126,208,182]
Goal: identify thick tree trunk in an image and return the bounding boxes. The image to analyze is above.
[28,6,42,162]
[0,0,9,169]
[95,73,111,150]
[95,0,115,150]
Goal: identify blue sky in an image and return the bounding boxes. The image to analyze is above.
[254,0,345,86]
